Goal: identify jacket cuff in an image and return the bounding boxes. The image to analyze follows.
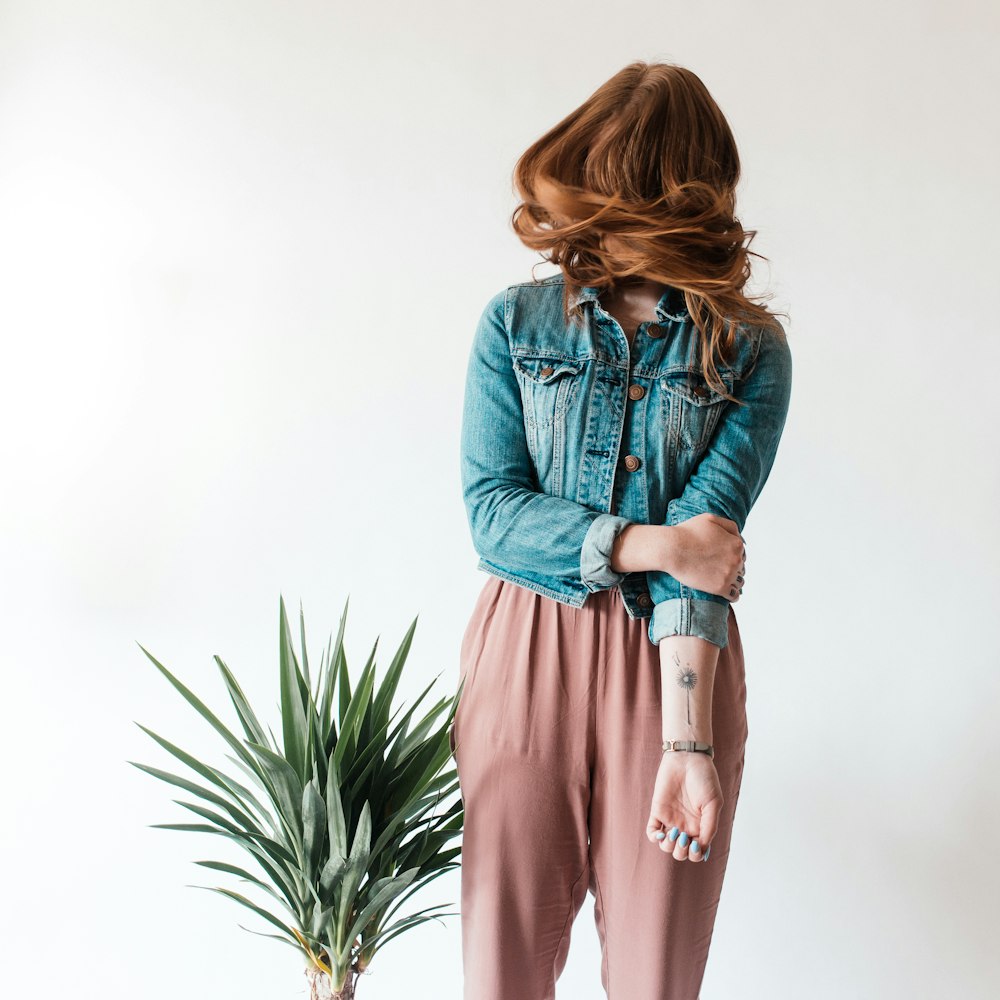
[580,513,633,592]
[648,597,731,648]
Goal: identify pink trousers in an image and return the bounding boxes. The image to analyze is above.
[448,575,749,1000]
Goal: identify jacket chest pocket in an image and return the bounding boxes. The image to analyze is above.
[512,355,585,491]
[512,356,585,429]
[660,372,732,453]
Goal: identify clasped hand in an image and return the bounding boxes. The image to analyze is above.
[667,512,746,601]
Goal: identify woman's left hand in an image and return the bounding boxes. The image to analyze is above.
[645,751,724,862]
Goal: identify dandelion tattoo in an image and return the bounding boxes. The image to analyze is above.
[675,654,698,725]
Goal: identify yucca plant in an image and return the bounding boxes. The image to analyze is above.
[131,596,464,1000]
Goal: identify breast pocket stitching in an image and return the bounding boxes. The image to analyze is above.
[660,372,733,453]
[512,356,585,493]
[513,357,585,428]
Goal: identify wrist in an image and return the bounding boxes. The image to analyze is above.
[657,524,681,576]
[661,726,714,744]
[612,523,677,575]
[661,738,715,761]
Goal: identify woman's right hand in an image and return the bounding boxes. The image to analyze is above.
[662,513,746,601]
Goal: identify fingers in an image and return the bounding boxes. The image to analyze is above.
[724,534,746,602]
[671,828,711,862]
[730,545,746,602]
[645,814,665,841]
[648,820,712,863]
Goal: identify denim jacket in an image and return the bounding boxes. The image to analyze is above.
[459,274,792,649]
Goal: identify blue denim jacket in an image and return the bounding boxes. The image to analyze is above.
[459,274,792,648]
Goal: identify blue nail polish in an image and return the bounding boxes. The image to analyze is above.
[703,845,711,861]
[679,832,689,847]
[691,839,700,853]
[667,827,679,842]
[654,830,665,841]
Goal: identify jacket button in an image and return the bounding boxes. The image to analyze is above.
[624,454,641,472]
[637,592,653,608]
[540,366,554,377]
[692,385,709,398]
[647,324,664,338]
[627,383,645,400]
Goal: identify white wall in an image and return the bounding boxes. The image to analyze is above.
[1,2,998,997]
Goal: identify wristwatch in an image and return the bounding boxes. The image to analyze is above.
[662,739,715,759]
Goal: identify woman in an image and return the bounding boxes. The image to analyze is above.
[451,61,793,1000]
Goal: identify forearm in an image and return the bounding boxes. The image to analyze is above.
[609,522,725,738]
[658,635,720,743]
[609,523,675,574]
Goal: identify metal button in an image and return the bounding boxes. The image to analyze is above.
[540,366,554,377]
[637,592,653,609]
[627,383,645,400]
[624,454,641,472]
[647,324,664,338]
[692,385,709,398]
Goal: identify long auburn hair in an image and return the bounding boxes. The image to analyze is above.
[510,61,786,402]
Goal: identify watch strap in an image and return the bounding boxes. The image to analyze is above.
[662,739,715,759]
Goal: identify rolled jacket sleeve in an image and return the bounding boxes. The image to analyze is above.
[460,288,633,592]
[580,512,634,591]
[647,323,793,648]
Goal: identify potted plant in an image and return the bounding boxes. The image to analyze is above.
[131,596,464,1000]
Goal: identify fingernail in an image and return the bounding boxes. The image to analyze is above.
[654,830,666,841]
[690,839,700,853]
[704,845,711,861]
[667,827,679,842]
[678,832,689,847]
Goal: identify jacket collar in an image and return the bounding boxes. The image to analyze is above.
[568,281,688,321]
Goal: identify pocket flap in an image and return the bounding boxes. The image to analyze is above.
[512,356,584,384]
[660,370,733,406]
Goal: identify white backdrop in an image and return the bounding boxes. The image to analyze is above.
[1,2,998,998]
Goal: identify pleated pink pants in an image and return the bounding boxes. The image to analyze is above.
[448,575,749,1000]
